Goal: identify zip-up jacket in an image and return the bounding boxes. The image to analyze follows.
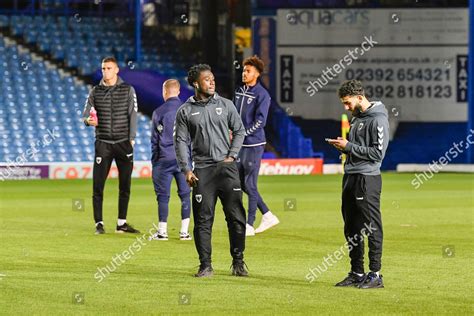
[233,81,271,147]
[342,101,390,175]
[174,93,245,173]
[151,96,182,164]
[82,76,137,144]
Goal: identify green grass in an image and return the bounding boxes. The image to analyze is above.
[0,173,473,315]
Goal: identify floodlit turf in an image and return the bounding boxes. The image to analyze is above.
[0,173,473,315]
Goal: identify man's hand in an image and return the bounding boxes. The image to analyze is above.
[130,140,135,147]
[87,117,98,126]
[185,171,199,187]
[328,137,348,151]
[223,157,235,163]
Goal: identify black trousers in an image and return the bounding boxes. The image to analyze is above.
[192,161,246,265]
[341,173,383,273]
[93,140,134,223]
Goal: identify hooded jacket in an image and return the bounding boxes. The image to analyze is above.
[342,101,390,175]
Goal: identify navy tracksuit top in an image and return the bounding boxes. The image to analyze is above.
[233,81,271,147]
[151,96,182,164]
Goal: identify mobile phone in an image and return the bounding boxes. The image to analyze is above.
[325,138,333,142]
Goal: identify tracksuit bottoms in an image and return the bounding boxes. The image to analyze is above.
[341,173,383,273]
[152,159,191,222]
[192,161,246,265]
[237,145,270,226]
[92,140,133,223]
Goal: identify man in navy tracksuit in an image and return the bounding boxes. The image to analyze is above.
[149,79,191,241]
[233,55,279,236]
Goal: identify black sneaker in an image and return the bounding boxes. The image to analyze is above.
[358,272,384,289]
[194,264,213,278]
[115,223,140,234]
[335,271,365,287]
[95,223,105,235]
[231,260,249,277]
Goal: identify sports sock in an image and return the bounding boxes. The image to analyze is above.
[117,219,126,226]
[159,221,168,234]
[180,218,190,233]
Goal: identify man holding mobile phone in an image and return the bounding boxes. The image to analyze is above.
[328,80,389,289]
[174,64,247,278]
[82,56,140,235]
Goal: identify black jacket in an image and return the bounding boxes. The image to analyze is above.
[82,77,137,143]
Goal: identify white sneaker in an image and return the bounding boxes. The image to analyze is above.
[246,224,255,236]
[255,212,280,234]
[179,232,192,241]
[148,231,168,241]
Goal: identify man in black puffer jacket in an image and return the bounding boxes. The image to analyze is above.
[82,56,140,235]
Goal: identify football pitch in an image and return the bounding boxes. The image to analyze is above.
[0,173,472,315]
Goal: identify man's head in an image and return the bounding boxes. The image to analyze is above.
[187,64,215,97]
[101,57,119,83]
[162,79,180,101]
[337,80,368,113]
[242,55,264,86]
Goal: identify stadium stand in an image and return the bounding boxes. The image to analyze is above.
[1,2,468,168]
[0,33,152,163]
[0,12,308,164]
[6,15,190,77]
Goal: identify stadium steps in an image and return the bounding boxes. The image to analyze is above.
[2,15,195,77]
[0,32,153,163]
[292,118,341,163]
[0,25,92,86]
[383,122,468,170]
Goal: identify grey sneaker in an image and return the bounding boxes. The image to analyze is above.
[231,260,249,277]
[195,264,214,278]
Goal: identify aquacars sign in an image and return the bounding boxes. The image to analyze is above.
[287,9,370,28]
[276,8,468,122]
[259,159,323,175]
